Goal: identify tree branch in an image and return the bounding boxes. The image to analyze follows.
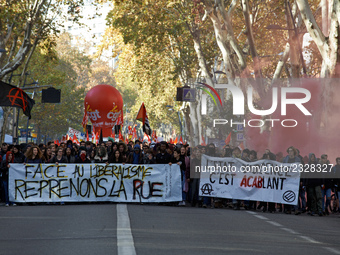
[296,0,329,60]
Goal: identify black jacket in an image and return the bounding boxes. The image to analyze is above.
[13,152,25,163]
[156,152,171,164]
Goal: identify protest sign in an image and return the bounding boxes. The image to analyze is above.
[198,155,300,205]
[9,163,182,203]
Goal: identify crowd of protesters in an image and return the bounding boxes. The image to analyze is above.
[0,140,339,217]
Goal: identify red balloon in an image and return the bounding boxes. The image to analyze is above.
[84,84,123,137]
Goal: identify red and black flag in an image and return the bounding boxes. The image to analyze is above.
[0,80,35,118]
[136,102,151,136]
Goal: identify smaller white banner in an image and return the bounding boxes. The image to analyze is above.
[198,155,300,205]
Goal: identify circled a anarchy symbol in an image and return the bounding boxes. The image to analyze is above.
[7,88,28,111]
[283,190,296,203]
[201,183,213,195]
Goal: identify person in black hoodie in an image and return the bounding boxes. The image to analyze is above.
[170,148,186,206]
[13,145,25,163]
[75,147,91,164]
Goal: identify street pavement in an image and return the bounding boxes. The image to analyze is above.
[0,203,339,255]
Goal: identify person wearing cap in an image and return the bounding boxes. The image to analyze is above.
[127,144,143,164]
[156,141,171,164]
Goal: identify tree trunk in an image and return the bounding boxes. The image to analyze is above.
[0,107,11,144]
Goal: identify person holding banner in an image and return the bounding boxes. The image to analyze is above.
[156,141,171,164]
[108,150,125,164]
[65,147,76,163]
[24,146,44,164]
[50,147,67,164]
[75,147,91,164]
[170,148,186,206]
[0,151,16,206]
[94,146,109,163]
[118,142,128,162]
[13,145,25,163]
[127,144,143,164]
[190,147,201,207]
[43,146,53,163]
[142,149,156,164]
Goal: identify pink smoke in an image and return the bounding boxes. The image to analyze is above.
[245,79,340,163]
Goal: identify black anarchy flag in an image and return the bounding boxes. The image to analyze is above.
[0,80,35,119]
[136,102,152,136]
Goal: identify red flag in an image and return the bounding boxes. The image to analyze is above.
[179,136,183,144]
[128,126,133,140]
[86,130,89,142]
[151,130,157,142]
[73,134,80,145]
[201,135,206,146]
[169,138,173,144]
[143,133,151,143]
[125,136,129,144]
[225,132,232,145]
[95,132,99,144]
[136,102,151,136]
[132,127,137,139]
[174,136,178,144]
[92,129,96,143]
[54,140,60,146]
[238,142,245,151]
[81,111,88,131]
[119,129,124,141]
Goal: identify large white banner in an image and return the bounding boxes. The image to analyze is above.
[198,155,300,205]
[9,164,182,203]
